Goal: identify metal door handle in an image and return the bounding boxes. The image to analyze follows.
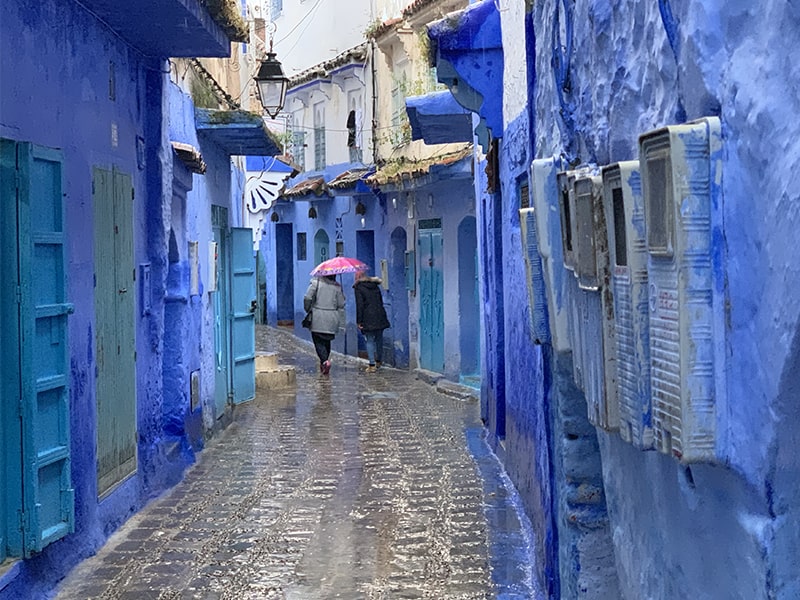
[249,300,257,313]
[118,288,128,294]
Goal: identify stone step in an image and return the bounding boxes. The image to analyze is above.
[255,351,279,371]
[256,366,296,390]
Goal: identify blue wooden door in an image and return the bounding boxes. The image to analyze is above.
[212,206,231,414]
[275,223,294,324]
[93,168,137,498]
[418,225,444,372]
[10,142,74,556]
[231,228,256,404]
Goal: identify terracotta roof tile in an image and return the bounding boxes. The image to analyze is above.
[327,168,374,190]
[288,44,368,89]
[282,176,328,199]
[366,146,472,186]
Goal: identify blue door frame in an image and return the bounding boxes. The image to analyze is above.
[231,228,256,404]
[212,206,231,415]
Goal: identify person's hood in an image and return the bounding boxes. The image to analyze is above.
[354,276,382,288]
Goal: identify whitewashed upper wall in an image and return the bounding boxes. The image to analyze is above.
[266,0,372,75]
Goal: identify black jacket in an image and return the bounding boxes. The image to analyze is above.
[354,277,390,331]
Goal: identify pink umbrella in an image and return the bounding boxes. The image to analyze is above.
[310,256,369,277]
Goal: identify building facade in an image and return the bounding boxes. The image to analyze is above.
[423,0,800,598]
[0,1,276,597]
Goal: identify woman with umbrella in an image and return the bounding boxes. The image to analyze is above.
[303,257,365,374]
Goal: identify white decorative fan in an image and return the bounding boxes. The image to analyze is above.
[245,171,290,213]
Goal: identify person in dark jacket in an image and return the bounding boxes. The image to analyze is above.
[304,275,346,375]
[354,272,391,372]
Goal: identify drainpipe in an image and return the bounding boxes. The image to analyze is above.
[369,39,380,164]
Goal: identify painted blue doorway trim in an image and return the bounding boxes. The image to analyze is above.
[230,228,256,404]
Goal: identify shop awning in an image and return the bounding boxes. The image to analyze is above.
[195,109,282,157]
[406,91,473,145]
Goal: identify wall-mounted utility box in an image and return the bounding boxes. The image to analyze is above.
[519,207,550,345]
[571,172,618,432]
[639,116,724,463]
[530,157,570,352]
[602,161,653,449]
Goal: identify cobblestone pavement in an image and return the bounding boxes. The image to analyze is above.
[54,326,536,600]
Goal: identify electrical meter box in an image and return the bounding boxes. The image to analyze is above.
[519,207,550,345]
[639,116,724,463]
[602,161,652,449]
[530,157,570,352]
[558,171,578,272]
[572,172,618,432]
[558,169,585,390]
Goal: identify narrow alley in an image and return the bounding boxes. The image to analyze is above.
[52,326,536,600]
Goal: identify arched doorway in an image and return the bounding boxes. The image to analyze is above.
[314,228,330,266]
[458,216,480,385]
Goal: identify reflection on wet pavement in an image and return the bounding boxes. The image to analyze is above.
[54,326,536,599]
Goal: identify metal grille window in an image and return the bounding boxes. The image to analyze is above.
[335,240,344,257]
[314,104,326,171]
[297,232,307,261]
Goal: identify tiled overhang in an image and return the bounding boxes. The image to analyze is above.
[282,176,329,199]
[406,91,472,145]
[195,109,282,156]
[366,146,473,191]
[172,142,207,174]
[428,0,504,140]
[76,0,236,58]
[327,168,376,195]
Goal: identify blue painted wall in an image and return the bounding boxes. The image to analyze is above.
[0,2,241,597]
[516,0,800,597]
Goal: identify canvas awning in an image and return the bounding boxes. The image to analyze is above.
[406,91,473,145]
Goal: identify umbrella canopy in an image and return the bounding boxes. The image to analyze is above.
[310,256,369,277]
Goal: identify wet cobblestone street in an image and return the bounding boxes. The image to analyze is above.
[53,326,535,600]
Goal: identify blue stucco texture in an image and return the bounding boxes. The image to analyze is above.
[522,0,800,597]
[428,0,504,136]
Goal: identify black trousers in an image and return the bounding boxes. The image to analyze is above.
[311,332,335,364]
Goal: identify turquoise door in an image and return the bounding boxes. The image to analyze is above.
[93,168,137,498]
[212,206,231,415]
[1,139,74,557]
[231,228,256,404]
[418,224,444,372]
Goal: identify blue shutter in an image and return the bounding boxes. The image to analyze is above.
[17,143,74,556]
[231,228,256,404]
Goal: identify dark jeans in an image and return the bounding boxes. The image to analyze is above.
[311,332,335,365]
[364,329,383,365]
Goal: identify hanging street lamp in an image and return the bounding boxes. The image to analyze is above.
[254,22,288,118]
[255,51,288,118]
